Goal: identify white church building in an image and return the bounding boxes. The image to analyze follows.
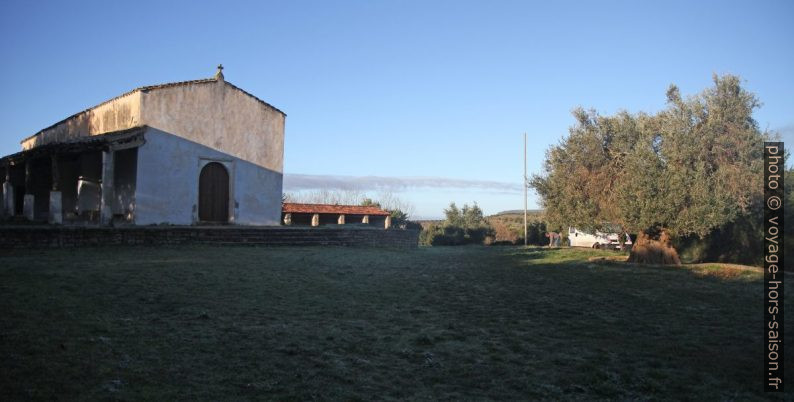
[0,66,285,226]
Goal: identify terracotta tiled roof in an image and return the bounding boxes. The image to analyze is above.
[282,203,390,216]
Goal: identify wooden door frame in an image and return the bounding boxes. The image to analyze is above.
[196,158,235,224]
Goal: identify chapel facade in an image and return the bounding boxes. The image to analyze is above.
[0,66,285,226]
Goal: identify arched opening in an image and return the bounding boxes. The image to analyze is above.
[198,162,229,223]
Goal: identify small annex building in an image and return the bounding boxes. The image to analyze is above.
[0,66,285,226]
[282,203,392,228]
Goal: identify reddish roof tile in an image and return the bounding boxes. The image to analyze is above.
[282,203,390,216]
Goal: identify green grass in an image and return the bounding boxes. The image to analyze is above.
[0,246,788,400]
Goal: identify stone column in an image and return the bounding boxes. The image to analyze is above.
[22,160,34,221]
[100,150,115,225]
[283,213,292,225]
[311,213,319,227]
[3,165,13,217]
[337,214,345,225]
[0,166,6,218]
[49,155,62,224]
[384,215,392,229]
[362,215,369,224]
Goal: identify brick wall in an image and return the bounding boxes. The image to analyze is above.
[0,226,420,249]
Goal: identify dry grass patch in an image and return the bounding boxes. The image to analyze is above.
[0,245,788,400]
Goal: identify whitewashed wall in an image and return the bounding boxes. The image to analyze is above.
[134,128,282,226]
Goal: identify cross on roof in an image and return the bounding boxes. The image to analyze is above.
[215,64,224,80]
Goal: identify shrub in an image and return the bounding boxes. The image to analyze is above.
[675,212,764,266]
[420,202,495,246]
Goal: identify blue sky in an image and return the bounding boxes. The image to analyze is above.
[1,0,792,219]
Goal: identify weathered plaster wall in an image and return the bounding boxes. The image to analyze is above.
[139,80,285,172]
[234,156,283,225]
[134,128,281,226]
[20,79,284,176]
[21,92,142,150]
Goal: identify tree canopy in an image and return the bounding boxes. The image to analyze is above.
[420,202,494,246]
[531,75,768,241]
[444,202,488,231]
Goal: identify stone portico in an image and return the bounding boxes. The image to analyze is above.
[282,203,392,229]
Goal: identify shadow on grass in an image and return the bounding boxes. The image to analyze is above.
[0,245,787,400]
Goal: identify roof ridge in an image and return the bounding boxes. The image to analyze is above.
[137,77,218,92]
[22,76,286,144]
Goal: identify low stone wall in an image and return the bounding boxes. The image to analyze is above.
[0,226,420,249]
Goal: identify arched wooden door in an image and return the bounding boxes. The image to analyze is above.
[198,162,229,223]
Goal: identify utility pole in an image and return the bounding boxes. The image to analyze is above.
[524,132,527,247]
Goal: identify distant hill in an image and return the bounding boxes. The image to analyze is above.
[492,209,544,216]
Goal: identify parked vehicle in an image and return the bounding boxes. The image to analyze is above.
[568,226,632,250]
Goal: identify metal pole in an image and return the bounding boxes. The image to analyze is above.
[524,133,527,247]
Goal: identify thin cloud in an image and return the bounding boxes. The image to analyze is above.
[284,174,523,193]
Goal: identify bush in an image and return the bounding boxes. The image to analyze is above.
[420,202,496,246]
[675,211,764,266]
[527,221,547,246]
[419,224,453,246]
[487,215,549,246]
[402,220,423,231]
[441,226,465,245]
[421,225,496,246]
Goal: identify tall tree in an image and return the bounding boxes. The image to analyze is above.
[531,75,767,264]
[444,203,464,227]
[462,203,486,230]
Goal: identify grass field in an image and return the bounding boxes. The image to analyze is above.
[0,245,789,400]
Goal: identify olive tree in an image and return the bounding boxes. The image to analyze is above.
[531,75,767,264]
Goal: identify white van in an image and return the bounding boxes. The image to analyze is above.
[568,226,631,250]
